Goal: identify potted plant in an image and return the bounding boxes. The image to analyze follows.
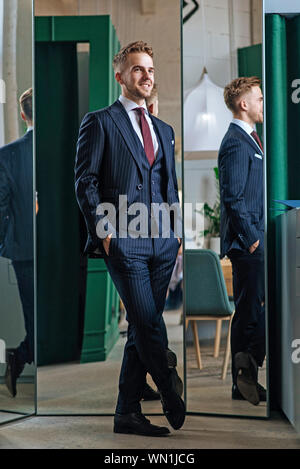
[198,167,221,254]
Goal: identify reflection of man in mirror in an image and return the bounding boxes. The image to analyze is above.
[75,41,185,436]
[145,83,158,117]
[0,88,34,397]
[218,77,265,406]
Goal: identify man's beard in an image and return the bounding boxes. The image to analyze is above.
[125,82,152,100]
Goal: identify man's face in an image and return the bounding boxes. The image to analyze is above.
[243,86,264,124]
[116,52,154,102]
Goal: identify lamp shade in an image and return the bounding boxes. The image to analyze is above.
[184,70,232,151]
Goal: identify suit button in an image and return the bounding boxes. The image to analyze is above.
[137,184,143,190]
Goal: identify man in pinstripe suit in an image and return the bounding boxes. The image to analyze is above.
[75,41,184,436]
[0,88,34,397]
[218,77,266,406]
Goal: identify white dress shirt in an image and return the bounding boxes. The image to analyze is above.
[232,118,263,153]
[118,94,159,156]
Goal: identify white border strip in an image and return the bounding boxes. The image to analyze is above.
[265,0,300,14]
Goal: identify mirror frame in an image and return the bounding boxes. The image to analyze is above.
[182,0,270,419]
[0,0,36,427]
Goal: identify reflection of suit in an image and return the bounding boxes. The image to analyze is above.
[219,123,264,258]
[218,123,265,383]
[75,100,181,414]
[0,129,34,365]
[0,130,33,260]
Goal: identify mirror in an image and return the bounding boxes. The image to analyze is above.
[183,0,268,417]
[0,0,35,425]
[263,0,300,434]
[35,0,183,416]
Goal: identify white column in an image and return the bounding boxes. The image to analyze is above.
[0,0,5,146]
[3,0,18,143]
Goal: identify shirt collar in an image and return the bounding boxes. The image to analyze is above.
[119,94,148,115]
[232,118,254,136]
[27,126,33,132]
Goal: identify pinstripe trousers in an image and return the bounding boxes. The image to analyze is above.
[104,236,180,414]
[229,247,265,384]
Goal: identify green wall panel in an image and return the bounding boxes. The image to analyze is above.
[35,41,80,365]
[35,16,121,365]
[80,260,120,363]
[238,43,263,140]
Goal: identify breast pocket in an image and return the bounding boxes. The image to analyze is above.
[251,158,263,171]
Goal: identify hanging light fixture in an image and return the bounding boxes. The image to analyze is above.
[184,67,232,152]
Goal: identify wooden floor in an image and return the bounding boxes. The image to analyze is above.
[0,412,299,449]
[0,309,299,448]
[186,343,267,417]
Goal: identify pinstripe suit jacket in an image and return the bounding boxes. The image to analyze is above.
[0,130,33,261]
[218,123,264,258]
[75,99,179,256]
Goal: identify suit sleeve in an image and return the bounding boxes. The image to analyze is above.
[171,128,179,199]
[219,138,259,250]
[74,113,114,251]
[0,160,10,244]
[170,127,182,237]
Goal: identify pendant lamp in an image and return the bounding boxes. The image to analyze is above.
[184,68,232,151]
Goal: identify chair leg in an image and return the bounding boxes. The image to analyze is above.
[214,319,222,358]
[221,315,233,380]
[192,320,202,369]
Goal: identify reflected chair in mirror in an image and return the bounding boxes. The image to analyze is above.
[185,249,234,380]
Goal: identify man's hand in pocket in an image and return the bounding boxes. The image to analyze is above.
[103,233,113,256]
[249,239,259,254]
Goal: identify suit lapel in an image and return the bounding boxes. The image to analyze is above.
[150,115,171,173]
[108,100,143,172]
[230,123,263,156]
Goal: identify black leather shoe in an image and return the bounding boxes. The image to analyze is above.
[5,351,24,398]
[166,348,177,367]
[166,349,183,397]
[232,383,266,402]
[235,352,259,406]
[114,412,170,436]
[142,383,161,401]
[160,369,186,430]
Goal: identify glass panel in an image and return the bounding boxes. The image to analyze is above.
[183,0,267,417]
[0,0,35,424]
[35,1,183,416]
[264,0,300,434]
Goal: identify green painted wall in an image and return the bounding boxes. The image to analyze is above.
[35,16,120,365]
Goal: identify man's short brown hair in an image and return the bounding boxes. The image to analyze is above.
[113,40,153,72]
[19,87,33,122]
[145,83,158,107]
[224,76,261,112]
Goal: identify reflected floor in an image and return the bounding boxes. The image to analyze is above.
[37,308,267,417]
[186,341,267,417]
[0,381,35,418]
[0,412,23,424]
[37,309,183,415]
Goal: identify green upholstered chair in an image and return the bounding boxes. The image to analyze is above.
[185,249,235,380]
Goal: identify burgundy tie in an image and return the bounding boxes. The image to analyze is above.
[134,107,155,167]
[251,130,263,153]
